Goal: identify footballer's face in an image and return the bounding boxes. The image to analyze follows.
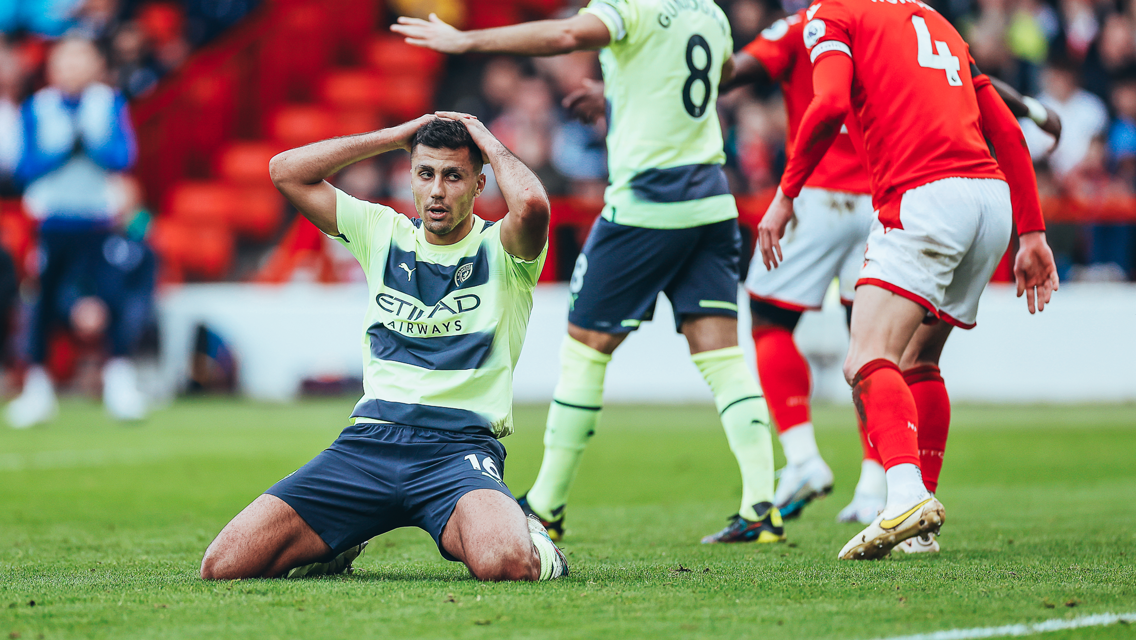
[410,145,485,244]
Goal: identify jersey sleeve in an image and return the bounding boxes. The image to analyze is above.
[333,188,393,270]
[581,0,638,44]
[968,50,991,91]
[803,1,853,65]
[499,231,548,292]
[742,18,796,81]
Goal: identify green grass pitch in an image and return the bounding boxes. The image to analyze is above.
[2,399,1134,639]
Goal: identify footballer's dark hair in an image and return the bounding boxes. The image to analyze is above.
[411,118,484,169]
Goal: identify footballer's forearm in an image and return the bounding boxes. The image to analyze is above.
[779,53,853,198]
[486,142,550,260]
[974,83,1045,235]
[460,14,610,56]
[270,128,408,187]
[720,52,768,93]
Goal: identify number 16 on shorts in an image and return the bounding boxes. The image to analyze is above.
[465,453,504,486]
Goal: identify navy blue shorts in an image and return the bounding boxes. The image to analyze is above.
[567,217,741,333]
[265,422,512,561]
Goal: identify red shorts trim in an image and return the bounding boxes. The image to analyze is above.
[855,278,938,317]
[747,292,817,313]
[840,297,853,308]
[938,310,977,330]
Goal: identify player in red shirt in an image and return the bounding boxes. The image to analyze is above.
[725,10,874,529]
[756,0,1059,559]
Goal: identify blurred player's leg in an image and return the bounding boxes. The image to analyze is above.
[685,316,781,543]
[752,316,834,519]
[522,329,620,538]
[837,414,886,524]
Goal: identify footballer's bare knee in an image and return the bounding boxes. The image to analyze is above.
[567,323,626,355]
[200,494,328,580]
[681,315,738,354]
[467,543,539,582]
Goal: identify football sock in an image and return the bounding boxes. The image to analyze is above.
[882,463,930,518]
[526,336,611,521]
[530,530,563,581]
[854,459,887,499]
[693,346,775,521]
[905,365,950,494]
[779,422,820,466]
[851,359,920,469]
[752,326,812,434]
[856,408,883,465]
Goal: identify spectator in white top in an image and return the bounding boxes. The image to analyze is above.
[1022,58,1109,179]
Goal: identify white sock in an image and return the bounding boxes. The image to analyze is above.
[855,459,887,499]
[882,463,930,518]
[530,532,558,581]
[779,422,820,466]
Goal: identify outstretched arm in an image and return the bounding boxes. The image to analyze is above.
[268,116,433,235]
[720,51,770,94]
[436,112,549,260]
[757,52,853,269]
[392,12,610,56]
[989,76,1062,154]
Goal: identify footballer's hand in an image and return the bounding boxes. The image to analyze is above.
[563,79,606,125]
[392,13,469,54]
[395,114,437,151]
[434,111,499,153]
[1014,231,1059,314]
[758,187,793,270]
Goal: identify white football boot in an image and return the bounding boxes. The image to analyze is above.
[837,492,886,524]
[773,455,835,519]
[896,532,940,554]
[6,366,59,429]
[839,496,944,560]
[102,358,147,422]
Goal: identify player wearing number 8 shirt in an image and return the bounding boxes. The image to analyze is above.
[756,0,1060,559]
[395,0,784,545]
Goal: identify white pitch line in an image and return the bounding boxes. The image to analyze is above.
[875,612,1136,640]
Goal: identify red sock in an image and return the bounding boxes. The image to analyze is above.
[851,359,920,469]
[752,326,812,433]
[856,409,882,465]
[905,365,950,493]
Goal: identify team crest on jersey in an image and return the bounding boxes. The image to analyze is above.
[804,19,826,48]
[455,263,474,286]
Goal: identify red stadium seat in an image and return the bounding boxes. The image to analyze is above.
[166,182,239,226]
[150,218,234,280]
[369,37,443,79]
[321,70,384,109]
[270,106,337,147]
[216,142,284,187]
[231,187,284,241]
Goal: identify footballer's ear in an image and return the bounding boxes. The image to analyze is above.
[475,172,486,197]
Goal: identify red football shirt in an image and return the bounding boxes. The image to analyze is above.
[743,10,869,194]
[798,0,1004,223]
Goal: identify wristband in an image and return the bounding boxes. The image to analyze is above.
[1022,96,1048,126]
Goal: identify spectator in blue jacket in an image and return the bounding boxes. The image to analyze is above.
[7,36,150,428]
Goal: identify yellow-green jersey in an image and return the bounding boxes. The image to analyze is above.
[333,189,546,438]
[583,0,738,229]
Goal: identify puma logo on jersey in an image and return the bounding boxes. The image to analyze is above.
[397,262,415,281]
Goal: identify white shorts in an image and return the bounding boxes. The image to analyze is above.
[858,177,1012,329]
[745,187,873,311]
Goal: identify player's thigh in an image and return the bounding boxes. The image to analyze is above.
[442,489,535,581]
[844,284,930,383]
[201,493,329,579]
[746,188,871,311]
[667,218,741,333]
[567,217,695,334]
[899,320,953,370]
[264,425,410,556]
[399,429,520,562]
[937,179,1013,329]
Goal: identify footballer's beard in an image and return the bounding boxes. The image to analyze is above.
[420,201,472,238]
